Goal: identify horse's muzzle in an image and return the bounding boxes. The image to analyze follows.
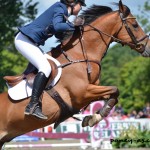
[142,45,150,57]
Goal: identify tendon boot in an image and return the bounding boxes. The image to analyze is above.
[24,72,48,120]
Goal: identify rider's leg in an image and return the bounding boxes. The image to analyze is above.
[15,32,51,120]
[24,72,48,119]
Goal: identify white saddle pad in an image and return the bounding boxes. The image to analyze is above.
[8,54,62,100]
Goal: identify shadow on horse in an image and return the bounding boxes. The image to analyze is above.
[0,0,150,149]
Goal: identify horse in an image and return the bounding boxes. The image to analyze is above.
[0,0,150,149]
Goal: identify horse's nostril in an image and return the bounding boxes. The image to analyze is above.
[135,44,145,53]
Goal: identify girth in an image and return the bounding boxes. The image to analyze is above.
[46,88,79,129]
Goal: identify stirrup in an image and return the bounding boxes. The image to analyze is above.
[24,105,47,120]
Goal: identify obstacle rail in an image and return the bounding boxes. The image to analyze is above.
[5,143,91,148]
[5,131,91,149]
[26,131,88,139]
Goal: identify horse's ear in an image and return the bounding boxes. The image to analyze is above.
[119,0,125,14]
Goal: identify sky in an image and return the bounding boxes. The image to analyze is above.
[32,0,148,51]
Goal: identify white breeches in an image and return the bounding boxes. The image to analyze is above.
[14,32,51,77]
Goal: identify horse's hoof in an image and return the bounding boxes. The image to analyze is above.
[88,114,98,127]
[82,115,92,127]
[88,114,103,127]
[82,114,103,127]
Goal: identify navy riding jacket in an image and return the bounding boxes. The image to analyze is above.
[18,2,75,46]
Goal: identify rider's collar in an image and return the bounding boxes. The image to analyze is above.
[68,9,71,17]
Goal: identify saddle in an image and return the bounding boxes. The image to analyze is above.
[4,58,79,128]
[3,60,57,88]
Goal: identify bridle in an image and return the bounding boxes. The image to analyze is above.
[119,12,149,53]
[86,10,149,54]
[57,8,149,83]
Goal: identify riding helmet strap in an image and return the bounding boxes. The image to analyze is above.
[70,3,76,15]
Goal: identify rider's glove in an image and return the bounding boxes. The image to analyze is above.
[73,15,85,26]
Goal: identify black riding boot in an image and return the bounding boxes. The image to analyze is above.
[24,72,48,120]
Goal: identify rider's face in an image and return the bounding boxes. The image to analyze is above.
[72,3,82,15]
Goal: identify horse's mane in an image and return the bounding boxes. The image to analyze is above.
[55,5,113,43]
[56,4,130,43]
[81,5,113,25]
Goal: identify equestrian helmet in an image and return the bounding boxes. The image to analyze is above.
[60,0,86,6]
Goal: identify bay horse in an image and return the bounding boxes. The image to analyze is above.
[0,0,150,148]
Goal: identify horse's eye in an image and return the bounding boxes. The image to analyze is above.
[132,23,138,28]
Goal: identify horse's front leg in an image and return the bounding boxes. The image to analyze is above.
[82,84,119,127]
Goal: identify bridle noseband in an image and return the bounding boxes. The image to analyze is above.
[119,12,149,53]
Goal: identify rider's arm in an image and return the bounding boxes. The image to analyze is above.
[52,7,75,32]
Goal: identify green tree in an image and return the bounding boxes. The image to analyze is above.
[101,44,139,86]
[0,0,38,93]
[137,0,150,33]
[0,50,27,92]
[0,0,38,50]
[119,57,150,112]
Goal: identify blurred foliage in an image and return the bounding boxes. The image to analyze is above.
[119,57,150,112]
[112,125,150,148]
[0,0,38,51]
[0,0,38,92]
[101,45,139,86]
[101,44,150,112]
[137,0,150,33]
[0,49,28,92]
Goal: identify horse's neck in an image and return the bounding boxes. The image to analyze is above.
[83,12,120,61]
[49,12,120,62]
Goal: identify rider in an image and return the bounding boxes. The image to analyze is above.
[15,0,86,120]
